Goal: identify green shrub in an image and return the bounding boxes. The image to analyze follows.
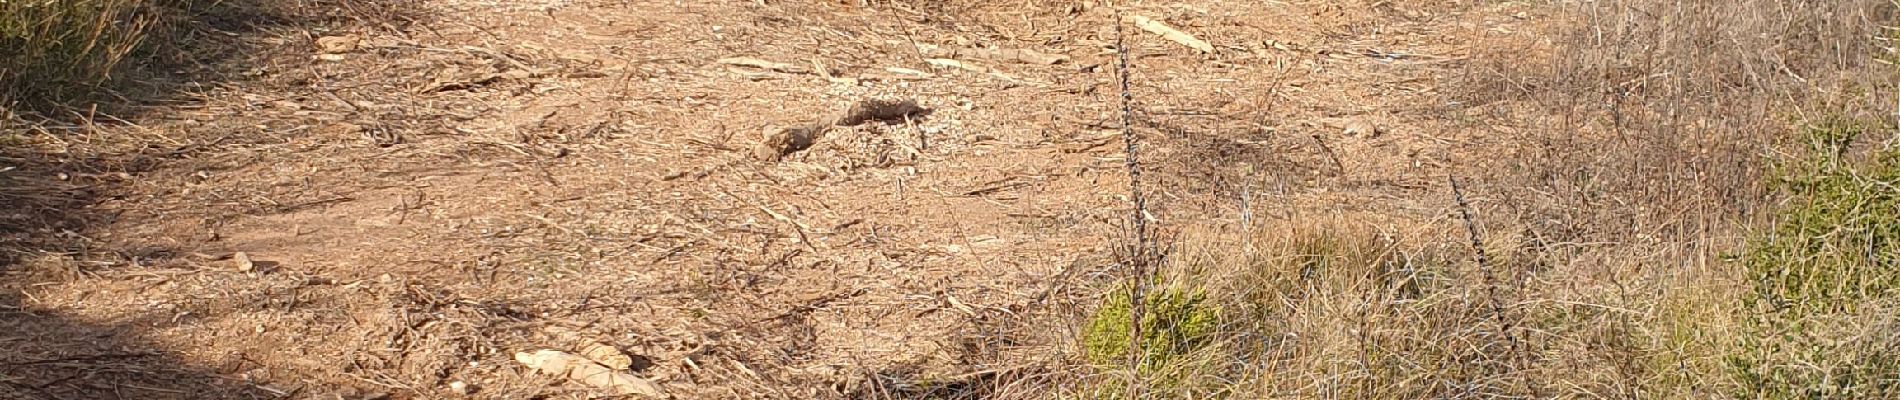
[1748,121,1900,313]
[1082,282,1219,370]
[1732,120,1900,399]
[1080,280,1223,399]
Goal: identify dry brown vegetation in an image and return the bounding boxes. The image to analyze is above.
[1108,0,1900,398]
[3,0,1897,399]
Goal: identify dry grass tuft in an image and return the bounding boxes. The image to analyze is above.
[0,0,153,108]
[1106,219,1533,399]
[2,0,421,113]
[1080,0,1900,398]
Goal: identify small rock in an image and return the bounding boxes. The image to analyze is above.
[233,252,255,272]
[316,35,362,54]
[448,381,470,395]
[1342,120,1384,138]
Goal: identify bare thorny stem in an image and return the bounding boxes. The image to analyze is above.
[1113,9,1154,396]
[1449,176,1531,392]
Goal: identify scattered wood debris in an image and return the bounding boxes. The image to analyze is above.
[515,350,668,398]
[421,66,534,93]
[320,122,365,137]
[753,122,831,162]
[719,53,1051,84]
[581,342,636,370]
[810,59,858,84]
[1317,117,1386,138]
[1129,15,1214,53]
[755,99,928,161]
[891,41,1071,64]
[316,35,361,54]
[926,58,989,73]
[883,67,934,78]
[925,58,1036,85]
[930,46,1068,65]
[837,98,925,126]
[542,326,640,370]
[1343,119,1384,137]
[718,57,808,73]
[448,381,471,395]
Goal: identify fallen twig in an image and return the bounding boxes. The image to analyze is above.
[1128,15,1214,53]
[718,57,809,73]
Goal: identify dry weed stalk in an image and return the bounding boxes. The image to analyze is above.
[1448,176,1534,396]
[1110,9,1151,396]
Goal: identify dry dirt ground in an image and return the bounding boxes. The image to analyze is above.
[4,0,1545,398]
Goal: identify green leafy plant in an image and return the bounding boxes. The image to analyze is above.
[1082,282,1220,370]
[1732,120,1900,399]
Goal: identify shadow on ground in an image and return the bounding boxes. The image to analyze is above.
[2,1,418,399]
[0,294,279,400]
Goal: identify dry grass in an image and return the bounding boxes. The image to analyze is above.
[4,0,1897,397]
[1,0,420,113]
[0,0,154,109]
[1160,218,1529,398]
[1079,0,1900,399]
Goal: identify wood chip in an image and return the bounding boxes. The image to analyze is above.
[884,67,934,78]
[1129,15,1214,53]
[925,59,1035,85]
[717,57,808,73]
[925,58,989,73]
[810,59,858,84]
[932,47,1069,64]
[316,35,361,54]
